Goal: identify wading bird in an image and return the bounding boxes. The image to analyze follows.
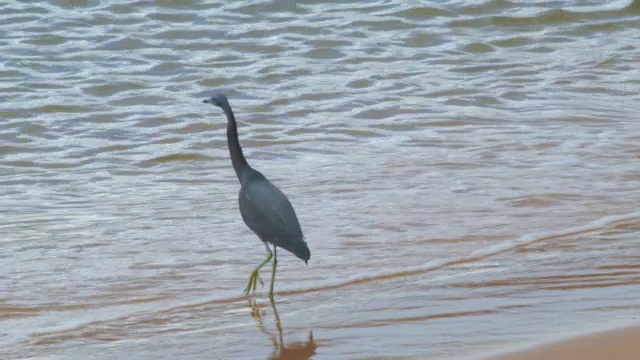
[203,93,310,298]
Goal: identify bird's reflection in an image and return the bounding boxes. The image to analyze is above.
[250,298,317,360]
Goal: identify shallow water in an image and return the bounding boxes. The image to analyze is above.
[2,0,640,359]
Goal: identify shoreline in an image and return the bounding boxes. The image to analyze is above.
[483,322,640,360]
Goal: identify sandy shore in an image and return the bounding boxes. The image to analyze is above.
[485,324,640,360]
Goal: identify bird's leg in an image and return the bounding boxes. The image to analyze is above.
[244,242,273,295]
[269,246,278,298]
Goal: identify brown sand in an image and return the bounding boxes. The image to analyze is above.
[485,324,640,360]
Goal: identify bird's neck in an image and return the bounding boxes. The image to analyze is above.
[223,106,250,181]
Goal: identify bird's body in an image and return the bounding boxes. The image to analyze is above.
[203,92,310,297]
[239,169,308,259]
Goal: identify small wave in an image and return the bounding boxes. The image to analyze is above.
[138,153,215,167]
[20,211,640,346]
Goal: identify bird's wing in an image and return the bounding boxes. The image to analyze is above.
[238,177,303,242]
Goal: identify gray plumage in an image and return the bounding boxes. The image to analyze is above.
[239,170,309,261]
[203,92,310,297]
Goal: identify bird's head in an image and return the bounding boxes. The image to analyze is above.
[202,93,229,108]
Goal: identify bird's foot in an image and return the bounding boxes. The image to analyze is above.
[243,270,264,295]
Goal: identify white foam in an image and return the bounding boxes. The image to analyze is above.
[278,210,640,292]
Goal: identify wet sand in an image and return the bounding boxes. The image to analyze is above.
[485,324,640,360]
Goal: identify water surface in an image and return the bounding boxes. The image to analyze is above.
[2,0,640,359]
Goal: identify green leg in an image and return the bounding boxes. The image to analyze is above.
[269,246,278,298]
[244,242,273,295]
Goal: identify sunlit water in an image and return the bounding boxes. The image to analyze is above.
[2,0,640,359]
